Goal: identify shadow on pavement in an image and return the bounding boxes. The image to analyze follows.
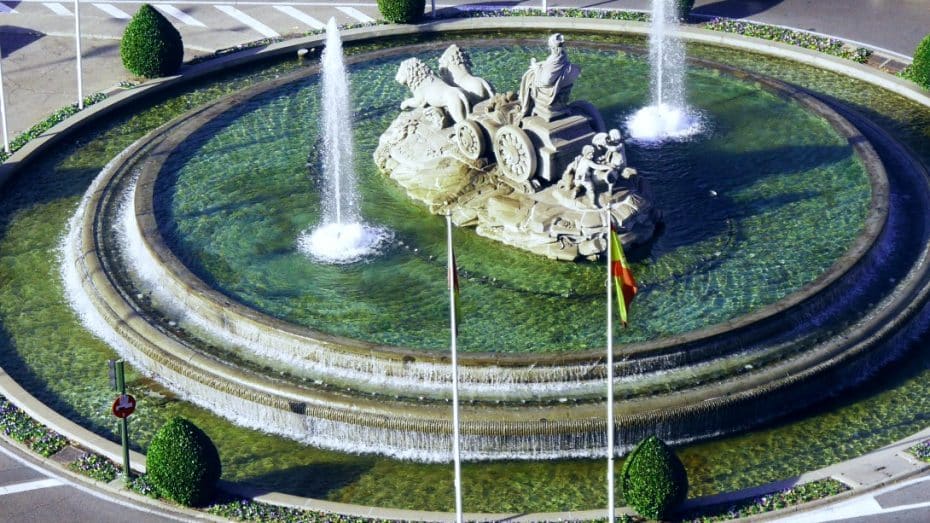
[693,0,785,19]
[0,26,44,58]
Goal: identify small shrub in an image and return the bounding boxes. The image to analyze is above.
[676,0,695,21]
[120,4,184,77]
[912,33,930,89]
[377,0,425,24]
[146,417,221,506]
[620,435,688,520]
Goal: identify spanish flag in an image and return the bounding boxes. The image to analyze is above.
[610,227,638,328]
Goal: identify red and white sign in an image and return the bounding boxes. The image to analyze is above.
[111,394,136,418]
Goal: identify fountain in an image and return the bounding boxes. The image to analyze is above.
[6,16,930,513]
[627,0,702,141]
[297,17,391,264]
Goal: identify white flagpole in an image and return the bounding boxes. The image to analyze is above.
[446,212,464,523]
[606,194,616,522]
[74,0,84,109]
[0,40,9,154]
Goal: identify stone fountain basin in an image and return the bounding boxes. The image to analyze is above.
[60,37,929,461]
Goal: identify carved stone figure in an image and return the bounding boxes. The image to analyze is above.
[377,37,659,261]
[438,44,495,105]
[395,58,470,125]
[517,33,580,118]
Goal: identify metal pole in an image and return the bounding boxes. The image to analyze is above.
[605,200,615,522]
[446,213,464,523]
[0,40,9,154]
[115,361,131,483]
[431,0,436,18]
[73,0,84,109]
[542,0,548,14]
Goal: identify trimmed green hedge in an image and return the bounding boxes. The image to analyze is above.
[620,435,688,520]
[120,4,184,78]
[146,417,221,506]
[912,33,930,89]
[377,0,425,24]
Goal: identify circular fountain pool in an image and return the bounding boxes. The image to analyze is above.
[5,26,930,511]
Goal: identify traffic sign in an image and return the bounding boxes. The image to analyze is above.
[112,394,136,418]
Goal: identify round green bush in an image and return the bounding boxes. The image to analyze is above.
[676,0,696,21]
[620,435,689,520]
[912,33,930,89]
[146,417,221,506]
[377,0,425,24]
[120,4,184,78]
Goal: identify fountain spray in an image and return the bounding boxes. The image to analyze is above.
[627,0,701,142]
[298,18,392,264]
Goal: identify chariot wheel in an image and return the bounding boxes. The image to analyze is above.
[493,125,537,182]
[455,120,485,161]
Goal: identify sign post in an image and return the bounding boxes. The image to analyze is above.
[109,360,135,483]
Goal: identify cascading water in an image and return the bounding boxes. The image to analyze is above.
[627,0,702,142]
[298,18,391,264]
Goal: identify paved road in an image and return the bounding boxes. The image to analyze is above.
[0,443,185,522]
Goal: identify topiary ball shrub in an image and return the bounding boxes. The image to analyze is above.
[120,4,184,78]
[377,0,426,24]
[675,0,696,21]
[146,417,221,506]
[620,435,689,520]
[912,33,930,89]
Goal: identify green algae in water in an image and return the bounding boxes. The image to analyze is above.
[0,33,928,513]
[158,45,869,353]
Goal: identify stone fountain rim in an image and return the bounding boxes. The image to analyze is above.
[129,38,888,367]
[2,16,929,520]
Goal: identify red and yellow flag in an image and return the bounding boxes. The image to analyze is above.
[610,227,638,328]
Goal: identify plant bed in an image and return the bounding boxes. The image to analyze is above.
[679,479,850,522]
[0,397,67,457]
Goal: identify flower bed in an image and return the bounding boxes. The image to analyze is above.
[0,397,67,457]
[207,499,393,523]
[69,452,120,483]
[680,479,850,522]
[703,18,871,63]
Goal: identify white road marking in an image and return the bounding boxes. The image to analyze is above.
[273,5,324,30]
[0,478,63,496]
[154,4,206,27]
[93,3,131,19]
[336,6,374,23]
[0,2,18,14]
[43,2,72,15]
[215,5,279,38]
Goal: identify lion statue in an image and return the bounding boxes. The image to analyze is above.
[395,58,471,124]
[438,44,494,105]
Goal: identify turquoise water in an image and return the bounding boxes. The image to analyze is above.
[0,33,928,512]
[156,45,869,353]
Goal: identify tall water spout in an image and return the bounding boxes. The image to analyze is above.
[627,0,701,142]
[298,18,391,264]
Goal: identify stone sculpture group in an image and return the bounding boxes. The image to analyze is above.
[375,35,659,260]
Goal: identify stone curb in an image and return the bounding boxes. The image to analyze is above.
[0,15,928,523]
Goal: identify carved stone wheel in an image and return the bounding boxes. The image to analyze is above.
[493,125,537,182]
[455,120,485,161]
